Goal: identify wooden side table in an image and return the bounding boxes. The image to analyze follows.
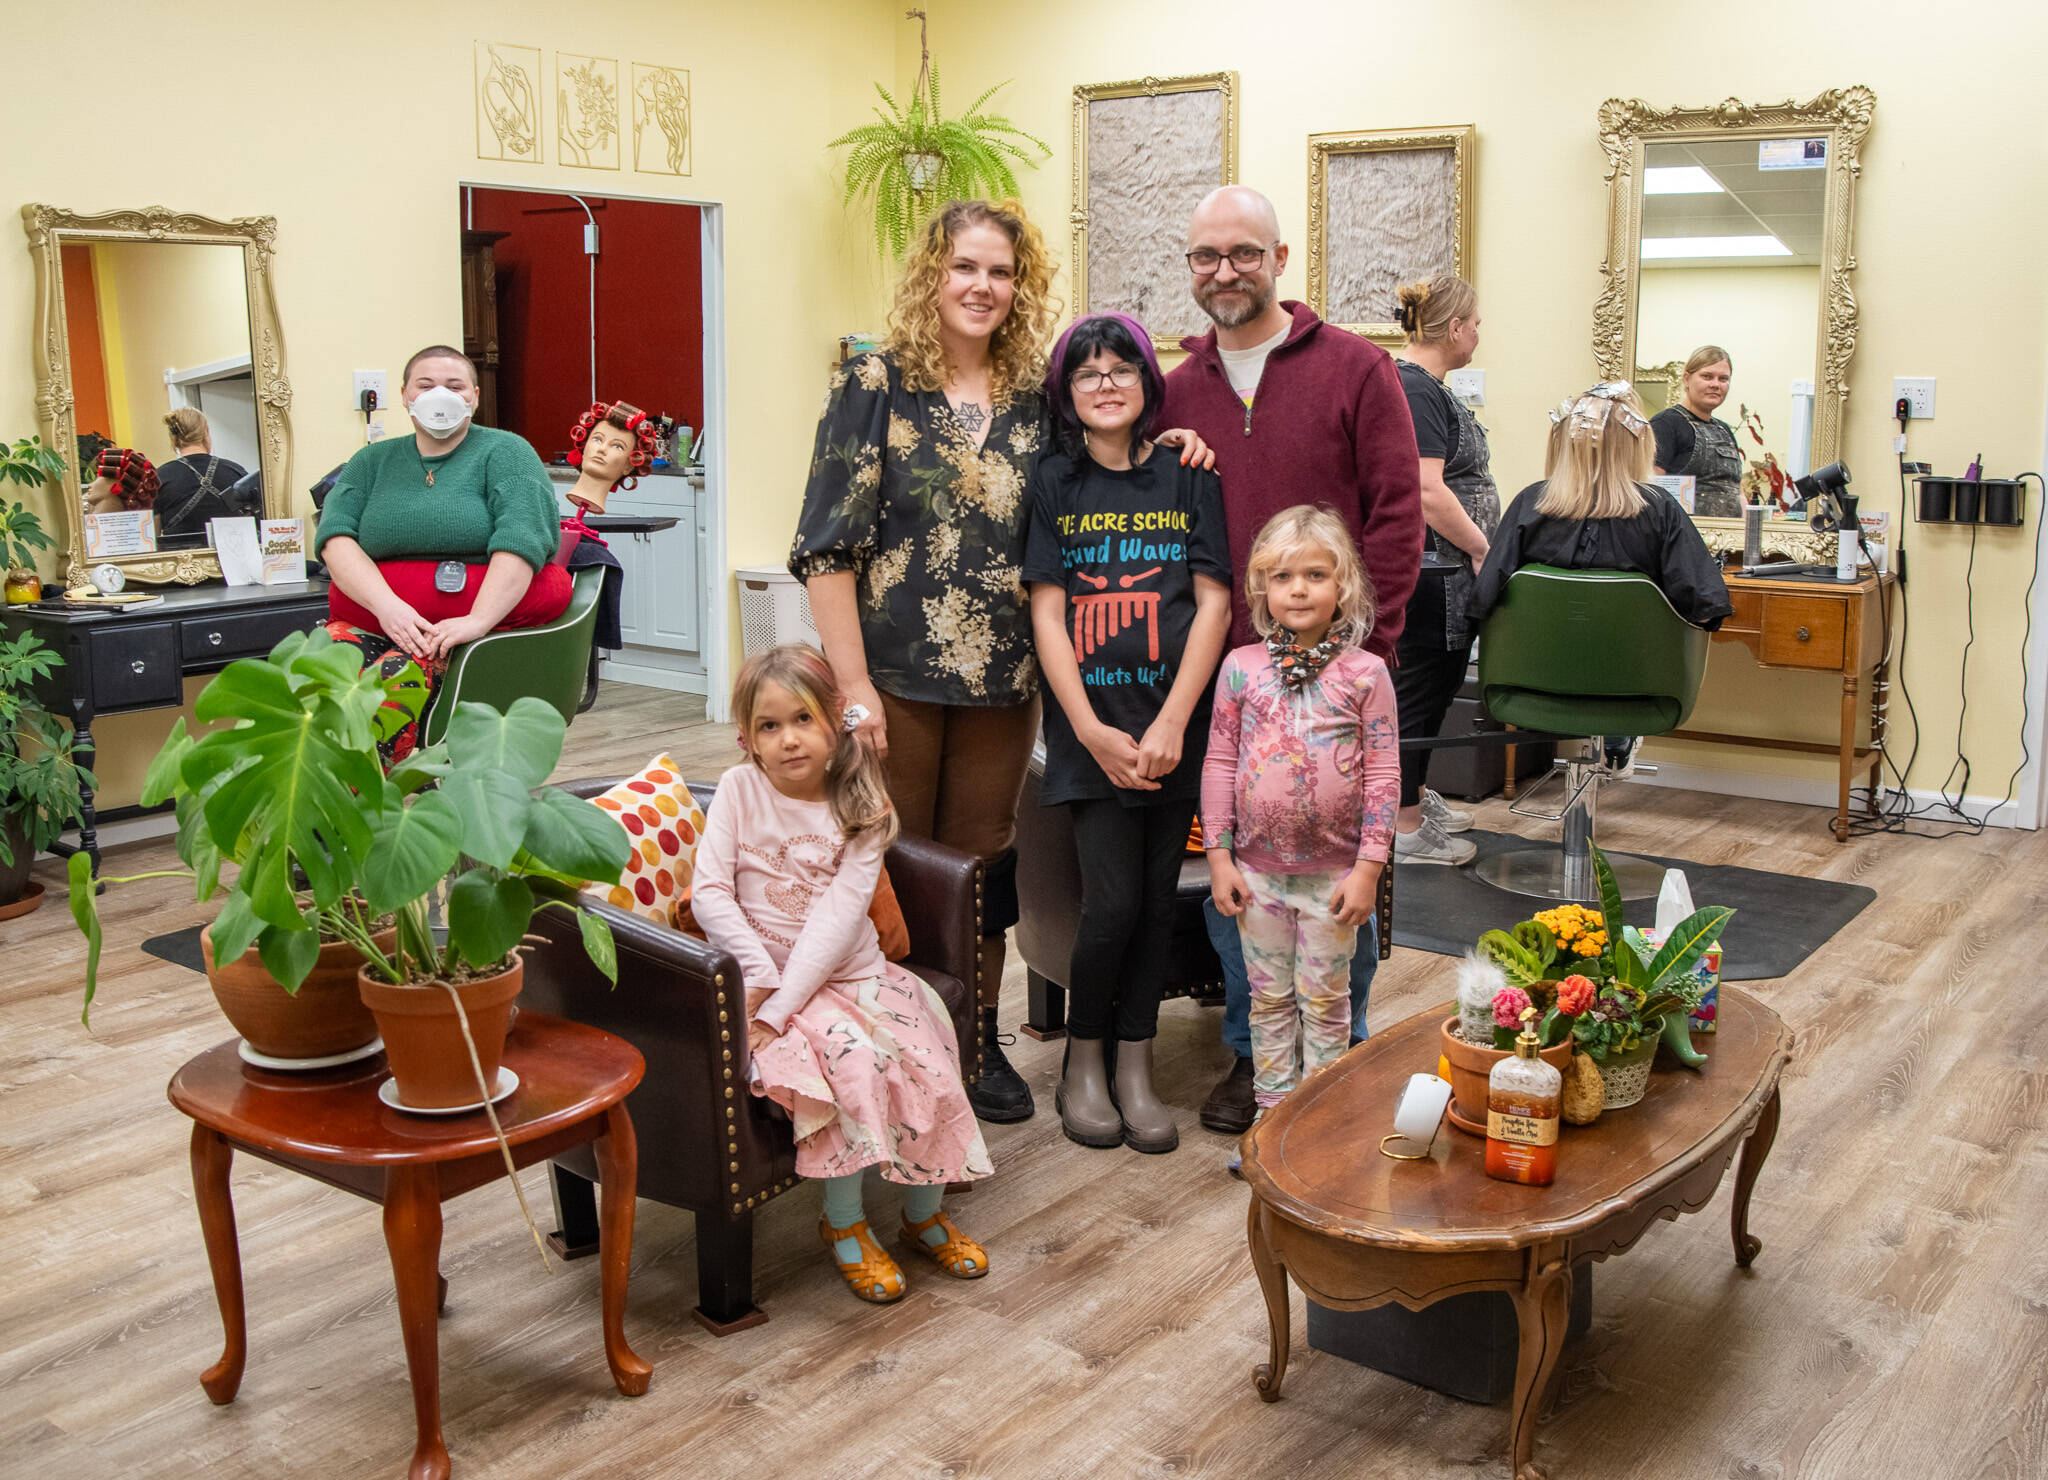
[1241,989,1791,1480]
[167,1011,650,1480]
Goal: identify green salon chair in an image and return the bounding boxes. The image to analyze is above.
[421,565,605,746]
[1474,565,1710,902]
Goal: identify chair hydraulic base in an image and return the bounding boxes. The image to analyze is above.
[1476,739,1665,903]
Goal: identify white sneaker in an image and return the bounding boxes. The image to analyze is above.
[1421,787,1474,834]
[1395,817,1478,866]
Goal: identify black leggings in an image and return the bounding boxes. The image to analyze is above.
[1066,797,1195,1041]
[1392,573,1475,809]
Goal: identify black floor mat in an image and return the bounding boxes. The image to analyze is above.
[141,924,207,974]
[1391,829,1875,981]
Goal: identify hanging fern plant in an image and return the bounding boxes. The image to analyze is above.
[828,9,1051,259]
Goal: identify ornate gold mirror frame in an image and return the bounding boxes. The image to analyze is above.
[21,204,293,585]
[1591,89,1874,559]
[1306,124,1475,346]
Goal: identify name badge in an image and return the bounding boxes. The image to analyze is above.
[433,560,468,595]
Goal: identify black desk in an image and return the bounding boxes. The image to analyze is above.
[2,580,331,871]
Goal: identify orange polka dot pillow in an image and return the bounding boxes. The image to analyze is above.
[582,755,709,922]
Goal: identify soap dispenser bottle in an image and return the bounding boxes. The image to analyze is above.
[1485,1011,1561,1186]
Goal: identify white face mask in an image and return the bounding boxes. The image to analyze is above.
[409,385,473,440]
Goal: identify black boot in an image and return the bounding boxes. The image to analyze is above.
[967,1008,1035,1123]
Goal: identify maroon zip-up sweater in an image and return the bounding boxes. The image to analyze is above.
[1162,300,1424,660]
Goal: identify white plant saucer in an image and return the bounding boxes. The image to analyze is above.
[238,1037,384,1071]
[378,1067,520,1116]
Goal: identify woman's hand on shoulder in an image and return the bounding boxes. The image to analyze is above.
[1154,427,1216,471]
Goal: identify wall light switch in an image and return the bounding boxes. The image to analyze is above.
[1893,377,1936,420]
[353,370,388,411]
[1448,368,1486,406]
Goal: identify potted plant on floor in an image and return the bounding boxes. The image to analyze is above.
[323,694,629,1111]
[826,8,1049,258]
[68,626,429,1054]
[1,437,64,605]
[1,630,90,917]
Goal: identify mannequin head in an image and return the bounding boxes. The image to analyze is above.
[566,399,657,512]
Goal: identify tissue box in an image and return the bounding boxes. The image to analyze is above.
[1639,928,1721,1033]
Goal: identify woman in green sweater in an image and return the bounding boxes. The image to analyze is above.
[315,344,568,760]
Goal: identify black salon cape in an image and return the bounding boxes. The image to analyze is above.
[1469,480,1733,630]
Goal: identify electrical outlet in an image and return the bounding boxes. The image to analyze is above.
[352,370,388,411]
[1447,368,1485,406]
[1893,377,1935,420]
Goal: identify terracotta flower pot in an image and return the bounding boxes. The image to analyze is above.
[359,960,523,1111]
[202,924,390,1061]
[1440,1016,1574,1136]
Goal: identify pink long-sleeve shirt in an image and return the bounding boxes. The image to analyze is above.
[1200,643,1400,874]
[689,764,890,1035]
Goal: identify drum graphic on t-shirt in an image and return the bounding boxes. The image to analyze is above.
[1070,567,1162,662]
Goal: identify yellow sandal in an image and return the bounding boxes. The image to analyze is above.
[899,1208,988,1280]
[820,1218,905,1304]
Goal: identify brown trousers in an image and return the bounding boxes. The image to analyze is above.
[879,692,1040,1015]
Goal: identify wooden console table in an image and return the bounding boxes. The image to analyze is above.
[1241,989,1791,1480]
[1668,569,1895,841]
[167,1011,649,1480]
[2,579,330,870]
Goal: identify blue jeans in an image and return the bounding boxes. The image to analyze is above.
[1204,897,1376,1056]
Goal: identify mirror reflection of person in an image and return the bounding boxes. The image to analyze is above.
[315,344,570,764]
[153,408,251,539]
[1648,345,1744,517]
[84,447,159,516]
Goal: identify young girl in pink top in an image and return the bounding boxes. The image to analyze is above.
[1202,507,1400,1126]
[691,644,992,1304]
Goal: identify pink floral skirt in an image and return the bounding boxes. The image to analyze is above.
[750,964,992,1185]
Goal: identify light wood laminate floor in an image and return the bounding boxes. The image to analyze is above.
[4,683,2043,1478]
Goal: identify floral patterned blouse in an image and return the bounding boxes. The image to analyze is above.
[789,351,1044,706]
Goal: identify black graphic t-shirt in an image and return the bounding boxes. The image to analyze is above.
[1022,447,1231,807]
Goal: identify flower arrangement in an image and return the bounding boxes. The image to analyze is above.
[1471,846,1733,1063]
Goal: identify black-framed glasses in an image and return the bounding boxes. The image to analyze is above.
[1069,364,1142,393]
[1186,245,1271,276]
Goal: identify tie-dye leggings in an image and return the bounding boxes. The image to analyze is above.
[1239,866,1359,1108]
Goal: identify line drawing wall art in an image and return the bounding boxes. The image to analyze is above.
[557,53,621,170]
[632,64,693,176]
[476,41,544,164]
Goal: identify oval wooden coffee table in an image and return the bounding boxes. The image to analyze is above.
[1241,987,1791,1480]
[168,1010,649,1480]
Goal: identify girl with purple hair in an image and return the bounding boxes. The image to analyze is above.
[1022,313,1233,1153]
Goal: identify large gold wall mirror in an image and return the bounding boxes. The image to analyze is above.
[1592,89,1874,558]
[22,204,294,585]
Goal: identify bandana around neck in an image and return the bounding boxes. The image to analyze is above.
[1266,630,1342,689]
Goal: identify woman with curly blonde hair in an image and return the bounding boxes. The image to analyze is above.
[791,198,1209,1122]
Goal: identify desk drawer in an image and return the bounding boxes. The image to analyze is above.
[178,604,326,664]
[87,622,181,708]
[1759,596,1846,669]
[1723,589,1763,632]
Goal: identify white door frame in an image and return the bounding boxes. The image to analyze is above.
[2021,404,2048,828]
[456,178,731,721]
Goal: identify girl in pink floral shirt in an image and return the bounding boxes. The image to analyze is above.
[1202,507,1399,1114]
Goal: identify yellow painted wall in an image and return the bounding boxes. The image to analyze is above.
[1636,264,1819,455]
[88,242,253,464]
[922,0,2048,805]
[1,0,897,807]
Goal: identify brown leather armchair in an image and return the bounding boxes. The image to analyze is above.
[1014,747,1392,1037]
[522,776,985,1334]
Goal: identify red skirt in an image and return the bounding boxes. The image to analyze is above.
[327,559,573,635]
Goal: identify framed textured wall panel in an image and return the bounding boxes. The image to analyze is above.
[1307,125,1475,345]
[1071,73,1238,347]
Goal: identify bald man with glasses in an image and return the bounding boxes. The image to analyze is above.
[1161,185,1424,1140]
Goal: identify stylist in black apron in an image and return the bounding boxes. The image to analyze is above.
[1390,275,1498,868]
[154,407,251,542]
[1649,345,1743,518]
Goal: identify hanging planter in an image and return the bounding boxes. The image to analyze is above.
[826,8,1050,259]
